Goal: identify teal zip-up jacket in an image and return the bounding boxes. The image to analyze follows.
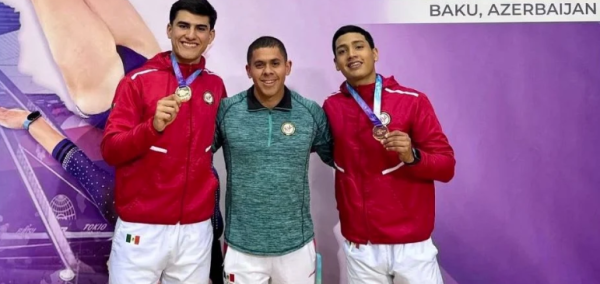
[212,86,333,256]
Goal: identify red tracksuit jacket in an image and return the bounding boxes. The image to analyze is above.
[101,51,226,225]
[323,75,455,244]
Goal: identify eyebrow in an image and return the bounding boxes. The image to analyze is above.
[176,21,209,29]
[253,58,281,64]
[336,40,366,51]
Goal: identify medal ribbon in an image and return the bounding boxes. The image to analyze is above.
[346,74,383,127]
[170,52,202,87]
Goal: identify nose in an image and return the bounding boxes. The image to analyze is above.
[185,28,195,40]
[348,47,358,58]
[263,64,275,75]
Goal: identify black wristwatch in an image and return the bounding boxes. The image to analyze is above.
[23,111,42,130]
[405,148,421,166]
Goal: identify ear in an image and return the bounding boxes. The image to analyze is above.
[373,47,379,62]
[245,64,251,79]
[208,29,216,45]
[167,23,172,40]
[285,60,292,76]
[333,57,340,71]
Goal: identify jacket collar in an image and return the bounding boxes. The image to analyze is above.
[146,51,206,75]
[339,74,399,99]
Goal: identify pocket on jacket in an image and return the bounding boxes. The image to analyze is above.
[149,145,168,154]
[134,145,180,197]
[334,173,357,223]
[334,162,345,173]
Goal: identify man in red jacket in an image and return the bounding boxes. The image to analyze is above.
[323,25,456,284]
[100,1,226,283]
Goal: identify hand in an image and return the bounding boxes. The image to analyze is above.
[381,130,415,163]
[0,107,30,129]
[152,94,181,132]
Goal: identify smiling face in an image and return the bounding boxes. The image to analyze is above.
[334,32,379,86]
[246,46,291,99]
[167,10,215,64]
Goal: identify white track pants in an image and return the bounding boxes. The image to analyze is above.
[344,238,443,284]
[223,241,316,284]
[108,218,213,284]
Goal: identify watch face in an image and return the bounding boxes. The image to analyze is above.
[27,111,40,121]
[413,148,421,161]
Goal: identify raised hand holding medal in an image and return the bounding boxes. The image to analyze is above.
[171,52,202,102]
[346,74,388,141]
[153,93,182,132]
[381,130,415,163]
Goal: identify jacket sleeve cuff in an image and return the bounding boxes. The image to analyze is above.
[145,117,161,137]
[404,150,451,182]
[403,148,421,167]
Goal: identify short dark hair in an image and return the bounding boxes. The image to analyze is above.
[246,36,288,64]
[332,25,375,56]
[169,0,217,30]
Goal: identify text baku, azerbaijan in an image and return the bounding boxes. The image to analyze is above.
[430,3,597,17]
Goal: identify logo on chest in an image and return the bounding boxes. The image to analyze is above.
[281,122,296,136]
[379,112,391,125]
[203,91,214,105]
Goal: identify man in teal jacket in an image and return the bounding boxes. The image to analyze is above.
[212,36,332,284]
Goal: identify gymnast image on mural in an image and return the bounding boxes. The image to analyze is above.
[0,1,223,282]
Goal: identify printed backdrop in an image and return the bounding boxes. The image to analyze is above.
[0,0,599,283]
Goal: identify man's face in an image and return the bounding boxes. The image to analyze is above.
[334,32,378,83]
[246,47,291,98]
[167,10,215,64]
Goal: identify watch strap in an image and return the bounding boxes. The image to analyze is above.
[23,111,41,130]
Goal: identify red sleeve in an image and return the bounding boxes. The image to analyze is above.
[101,77,162,166]
[403,94,455,183]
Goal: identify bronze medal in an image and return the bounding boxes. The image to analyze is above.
[372,125,388,141]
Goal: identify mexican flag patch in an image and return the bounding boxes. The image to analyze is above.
[126,234,140,245]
